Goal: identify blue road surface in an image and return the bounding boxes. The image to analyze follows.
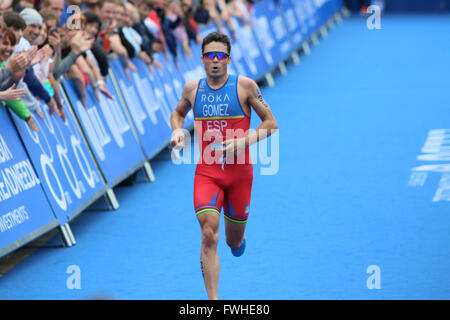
[1,14,450,299]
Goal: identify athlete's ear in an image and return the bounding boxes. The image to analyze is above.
[227,55,231,64]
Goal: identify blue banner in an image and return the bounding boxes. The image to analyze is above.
[279,0,305,50]
[314,0,334,27]
[152,52,194,129]
[176,46,196,83]
[251,0,280,70]
[230,16,269,80]
[257,0,292,64]
[9,93,106,224]
[290,0,311,38]
[61,78,146,187]
[109,58,171,159]
[185,42,206,80]
[0,107,59,257]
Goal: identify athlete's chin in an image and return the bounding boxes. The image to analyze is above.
[208,70,226,78]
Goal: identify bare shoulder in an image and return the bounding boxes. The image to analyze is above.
[237,75,258,93]
[181,79,200,106]
[183,79,200,95]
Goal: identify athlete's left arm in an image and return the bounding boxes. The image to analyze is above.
[243,78,278,148]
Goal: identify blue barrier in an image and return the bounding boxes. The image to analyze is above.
[257,0,293,65]
[61,78,146,187]
[279,0,306,50]
[109,58,171,159]
[230,16,269,81]
[252,0,280,72]
[8,91,106,226]
[152,52,191,127]
[290,0,312,37]
[186,42,207,80]
[0,107,59,257]
[316,0,344,27]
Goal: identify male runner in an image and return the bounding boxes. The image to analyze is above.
[170,32,278,300]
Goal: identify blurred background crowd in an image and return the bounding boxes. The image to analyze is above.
[0,0,256,131]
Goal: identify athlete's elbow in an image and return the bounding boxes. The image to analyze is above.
[269,118,278,132]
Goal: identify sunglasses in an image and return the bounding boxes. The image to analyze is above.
[203,51,230,61]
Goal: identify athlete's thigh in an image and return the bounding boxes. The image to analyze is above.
[194,170,225,220]
[223,165,253,225]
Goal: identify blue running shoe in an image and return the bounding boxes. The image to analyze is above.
[231,238,246,257]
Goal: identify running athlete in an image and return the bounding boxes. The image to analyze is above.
[170,32,278,300]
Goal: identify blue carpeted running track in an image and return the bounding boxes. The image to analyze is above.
[1,14,450,300]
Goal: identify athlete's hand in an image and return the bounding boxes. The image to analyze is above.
[170,129,185,150]
[222,137,247,157]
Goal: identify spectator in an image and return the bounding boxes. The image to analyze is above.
[151,0,180,60]
[133,0,164,62]
[83,9,110,77]
[98,0,136,79]
[18,8,59,115]
[227,0,252,26]
[84,0,101,15]
[40,0,65,22]
[194,0,233,40]
[2,10,26,46]
[10,0,35,12]
[180,0,203,45]
[215,0,237,39]
[165,0,191,57]
[119,1,163,71]
[138,0,168,56]
[0,1,13,11]
[35,8,67,119]
[58,13,95,107]
[0,13,30,91]
[0,29,39,131]
[67,13,113,102]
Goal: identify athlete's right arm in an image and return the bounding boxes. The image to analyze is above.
[170,80,198,149]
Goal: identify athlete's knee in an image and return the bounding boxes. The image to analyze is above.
[226,237,242,250]
[201,225,219,249]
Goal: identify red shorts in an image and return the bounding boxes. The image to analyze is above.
[194,163,253,224]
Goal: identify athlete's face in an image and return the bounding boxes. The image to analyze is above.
[201,42,230,79]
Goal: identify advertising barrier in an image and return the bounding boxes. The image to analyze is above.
[251,0,279,72]
[9,92,106,226]
[109,58,171,159]
[0,107,59,257]
[61,78,146,187]
[229,16,269,81]
[279,0,306,51]
[264,0,293,65]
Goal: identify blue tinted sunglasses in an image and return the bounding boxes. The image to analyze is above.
[203,51,230,61]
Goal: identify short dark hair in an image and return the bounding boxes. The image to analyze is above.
[2,29,18,46]
[202,32,231,54]
[82,10,101,28]
[2,11,26,30]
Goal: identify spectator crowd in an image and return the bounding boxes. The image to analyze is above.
[0,0,256,131]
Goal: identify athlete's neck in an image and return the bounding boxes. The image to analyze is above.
[206,74,229,90]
